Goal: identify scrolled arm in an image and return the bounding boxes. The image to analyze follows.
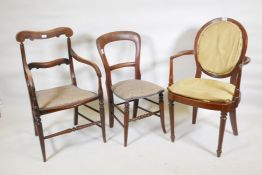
[70,49,102,78]
[169,50,194,85]
[170,50,194,60]
[243,56,251,65]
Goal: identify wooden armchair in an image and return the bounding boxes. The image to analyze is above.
[96,31,166,146]
[168,18,250,157]
[16,27,106,162]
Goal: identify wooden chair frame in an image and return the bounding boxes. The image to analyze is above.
[168,18,250,157]
[16,27,106,162]
[96,31,166,146]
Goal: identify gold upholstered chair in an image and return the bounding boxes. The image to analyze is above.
[168,18,250,157]
[16,27,106,162]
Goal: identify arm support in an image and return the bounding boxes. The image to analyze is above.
[170,50,194,60]
[169,50,194,85]
[70,49,102,78]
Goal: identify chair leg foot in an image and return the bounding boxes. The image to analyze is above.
[171,136,175,142]
[192,107,198,124]
[36,117,46,162]
[169,100,175,142]
[217,111,227,158]
[124,102,129,147]
[159,93,166,133]
[217,150,222,157]
[229,109,238,136]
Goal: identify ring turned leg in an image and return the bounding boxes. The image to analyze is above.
[32,110,38,136]
[108,99,115,128]
[99,98,106,143]
[217,111,227,157]
[229,109,238,136]
[133,99,139,119]
[124,102,129,147]
[35,116,46,162]
[159,93,166,133]
[168,100,175,142]
[192,107,198,124]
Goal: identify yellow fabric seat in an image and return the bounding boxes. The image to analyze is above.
[168,78,236,102]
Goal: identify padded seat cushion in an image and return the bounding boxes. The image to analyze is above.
[112,79,164,100]
[36,85,97,111]
[168,78,236,102]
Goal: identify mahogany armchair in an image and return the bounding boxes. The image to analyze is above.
[16,27,106,162]
[168,18,250,157]
[96,31,166,146]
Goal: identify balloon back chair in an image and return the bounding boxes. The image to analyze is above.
[168,18,250,157]
[16,27,106,162]
[96,31,166,146]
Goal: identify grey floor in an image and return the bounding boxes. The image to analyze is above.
[0,93,261,175]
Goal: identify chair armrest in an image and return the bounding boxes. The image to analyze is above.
[243,56,251,65]
[70,49,104,96]
[70,49,102,78]
[170,50,194,60]
[169,50,194,85]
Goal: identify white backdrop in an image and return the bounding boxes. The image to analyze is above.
[1,0,262,174]
[1,0,262,111]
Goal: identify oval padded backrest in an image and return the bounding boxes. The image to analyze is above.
[197,20,243,75]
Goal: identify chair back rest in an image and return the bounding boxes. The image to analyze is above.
[16,27,77,85]
[16,27,73,42]
[194,18,248,78]
[96,31,141,88]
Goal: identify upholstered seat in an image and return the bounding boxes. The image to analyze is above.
[168,78,236,102]
[112,79,164,101]
[36,85,97,111]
